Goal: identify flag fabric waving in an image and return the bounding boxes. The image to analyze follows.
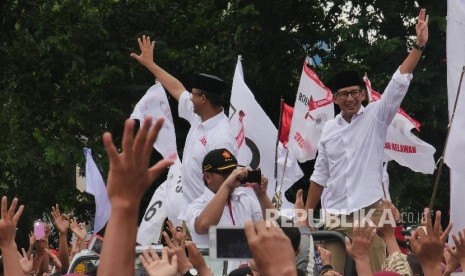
[445,0,465,236]
[287,58,334,162]
[229,56,303,203]
[130,82,178,161]
[84,148,111,234]
[364,75,436,174]
[133,84,184,244]
[137,159,183,245]
[279,103,294,147]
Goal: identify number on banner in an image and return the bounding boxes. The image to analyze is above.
[144,201,162,222]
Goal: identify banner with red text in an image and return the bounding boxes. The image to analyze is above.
[287,58,334,162]
[364,76,435,174]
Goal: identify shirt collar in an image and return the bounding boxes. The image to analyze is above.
[200,111,226,131]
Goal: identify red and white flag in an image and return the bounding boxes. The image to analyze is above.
[279,103,294,147]
[364,75,436,174]
[287,58,334,162]
[230,56,303,202]
[445,0,465,236]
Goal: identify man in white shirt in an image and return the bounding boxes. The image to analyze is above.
[131,36,238,206]
[185,148,273,245]
[305,8,429,272]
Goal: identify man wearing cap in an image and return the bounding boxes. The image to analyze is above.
[185,148,274,245]
[131,36,237,206]
[305,9,429,272]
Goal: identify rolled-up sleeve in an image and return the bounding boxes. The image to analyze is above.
[310,140,330,188]
[178,91,194,124]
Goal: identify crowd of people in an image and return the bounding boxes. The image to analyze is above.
[2,7,465,276]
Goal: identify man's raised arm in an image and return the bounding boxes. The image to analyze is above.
[131,35,186,101]
[399,8,429,75]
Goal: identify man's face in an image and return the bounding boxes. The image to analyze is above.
[334,85,366,119]
[204,169,234,193]
[190,88,205,115]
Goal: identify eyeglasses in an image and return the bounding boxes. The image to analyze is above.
[335,89,362,99]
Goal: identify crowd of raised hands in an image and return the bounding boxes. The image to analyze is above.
[2,117,465,276]
[0,197,90,275]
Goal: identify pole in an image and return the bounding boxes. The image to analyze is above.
[429,65,465,210]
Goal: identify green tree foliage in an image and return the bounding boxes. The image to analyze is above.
[0,0,450,241]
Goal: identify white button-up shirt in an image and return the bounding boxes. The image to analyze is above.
[185,187,263,245]
[178,91,238,203]
[310,69,413,214]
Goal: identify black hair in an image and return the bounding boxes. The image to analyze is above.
[203,90,224,107]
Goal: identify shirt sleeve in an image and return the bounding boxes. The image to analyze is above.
[185,200,206,235]
[178,91,195,125]
[250,196,263,221]
[310,128,330,188]
[375,68,413,127]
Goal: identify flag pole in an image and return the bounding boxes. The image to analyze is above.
[273,149,289,211]
[272,98,284,209]
[274,98,284,193]
[429,65,465,210]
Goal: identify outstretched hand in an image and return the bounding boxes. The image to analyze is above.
[446,228,465,268]
[415,8,429,46]
[244,220,297,276]
[130,35,156,69]
[51,204,70,234]
[410,208,444,274]
[139,247,178,276]
[103,117,174,211]
[0,197,24,247]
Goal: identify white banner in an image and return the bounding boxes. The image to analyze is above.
[133,84,184,245]
[84,148,111,234]
[446,0,465,236]
[364,76,436,174]
[230,56,303,202]
[287,58,334,162]
[137,159,183,245]
[130,82,178,161]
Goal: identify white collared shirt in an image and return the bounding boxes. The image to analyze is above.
[185,187,262,245]
[178,91,238,203]
[310,69,413,214]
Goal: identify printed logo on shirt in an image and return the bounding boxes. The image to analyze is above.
[200,136,207,146]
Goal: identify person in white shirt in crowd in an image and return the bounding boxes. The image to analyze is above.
[131,35,238,207]
[185,148,274,245]
[305,8,429,273]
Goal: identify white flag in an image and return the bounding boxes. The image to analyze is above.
[137,160,183,245]
[446,0,465,236]
[84,148,111,233]
[288,58,335,162]
[130,82,178,160]
[230,56,303,201]
[364,76,436,174]
[137,180,167,245]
